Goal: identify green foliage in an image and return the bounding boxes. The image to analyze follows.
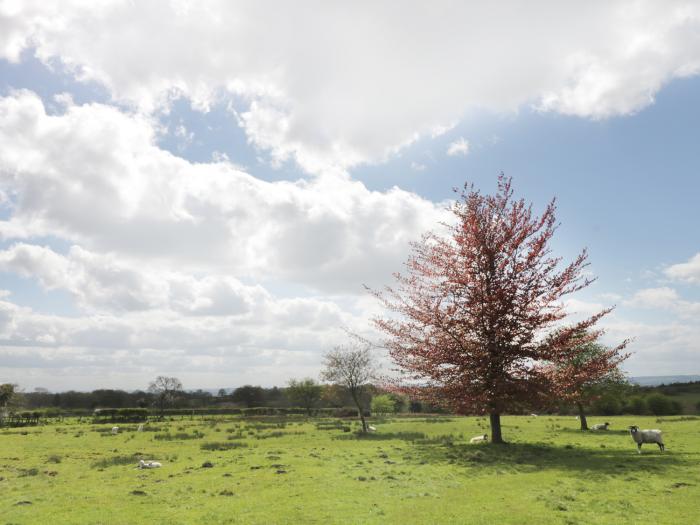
[646,394,682,416]
[371,394,397,416]
[286,378,322,414]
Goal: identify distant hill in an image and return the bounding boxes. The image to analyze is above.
[630,375,700,386]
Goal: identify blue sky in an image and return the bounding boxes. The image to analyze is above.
[0,2,699,390]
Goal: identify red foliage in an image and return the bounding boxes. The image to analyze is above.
[370,176,628,438]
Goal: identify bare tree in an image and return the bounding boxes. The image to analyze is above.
[321,344,375,432]
[148,376,183,418]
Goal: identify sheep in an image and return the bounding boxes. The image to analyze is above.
[367,425,377,432]
[470,434,488,444]
[111,426,119,435]
[530,413,538,417]
[138,460,162,469]
[590,422,610,431]
[628,426,665,454]
[137,424,144,432]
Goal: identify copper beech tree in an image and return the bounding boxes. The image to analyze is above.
[371,176,629,443]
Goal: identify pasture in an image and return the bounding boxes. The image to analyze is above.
[1,415,699,524]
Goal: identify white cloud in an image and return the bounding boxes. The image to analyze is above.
[665,252,700,284]
[1,2,699,172]
[0,91,448,293]
[625,286,700,318]
[410,161,426,171]
[446,137,470,157]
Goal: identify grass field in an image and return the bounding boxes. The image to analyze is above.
[2,415,699,524]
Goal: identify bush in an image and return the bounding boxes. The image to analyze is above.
[624,396,648,415]
[646,394,673,415]
[371,395,396,416]
[591,395,622,415]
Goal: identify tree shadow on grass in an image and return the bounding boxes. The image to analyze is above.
[333,431,428,442]
[557,428,631,436]
[410,440,695,478]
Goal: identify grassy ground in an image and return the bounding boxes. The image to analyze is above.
[1,414,698,524]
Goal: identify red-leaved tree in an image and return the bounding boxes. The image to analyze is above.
[371,175,629,443]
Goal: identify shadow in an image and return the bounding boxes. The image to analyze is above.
[333,431,427,442]
[558,428,630,436]
[407,440,695,477]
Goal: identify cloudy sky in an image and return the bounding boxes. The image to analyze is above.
[0,1,699,391]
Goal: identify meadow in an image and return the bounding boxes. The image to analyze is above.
[1,414,699,524]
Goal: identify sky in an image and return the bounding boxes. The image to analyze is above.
[0,1,699,391]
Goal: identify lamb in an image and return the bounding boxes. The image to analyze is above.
[111,426,119,435]
[628,426,664,453]
[590,422,610,431]
[530,413,538,417]
[367,425,377,432]
[137,424,144,432]
[138,460,162,469]
[470,434,488,444]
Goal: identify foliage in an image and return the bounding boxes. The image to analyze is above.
[231,385,266,408]
[371,394,397,416]
[371,176,625,442]
[286,378,322,415]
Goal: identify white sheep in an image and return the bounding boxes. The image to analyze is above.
[137,424,144,432]
[138,460,162,469]
[367,425,377,432]
[590,422,610,431]
[530,413,538,417]
[111,426,119,435]
[628,426,665,454]
[470,434,488,444]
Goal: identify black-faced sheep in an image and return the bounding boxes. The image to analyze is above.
[628,426,664,453]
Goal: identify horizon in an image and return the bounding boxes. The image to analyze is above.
[1,2,699,391]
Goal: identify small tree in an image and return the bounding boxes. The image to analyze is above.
[321,344,375,432]
[0,383,16,409]
[545,335,629,430]
[231,385,265,408]
[287,378,322,415]
[372,176,628,443]
[371,394,396,417]
[148,376,183,418]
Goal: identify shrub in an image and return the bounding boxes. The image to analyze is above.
[646,394,673,416]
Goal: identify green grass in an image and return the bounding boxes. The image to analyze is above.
[1,415,699,524]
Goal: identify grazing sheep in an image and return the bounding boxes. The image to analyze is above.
[111,426,119,435]
[628,426,665,454]
[138,460,162,469]
[530,413,538,417]
[367,425,377,432]
[470,434,488,444]
[591,422,610,431]
[137,424,144,432]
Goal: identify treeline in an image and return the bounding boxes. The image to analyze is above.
[13,381,700,416]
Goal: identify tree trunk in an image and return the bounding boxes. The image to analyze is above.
[489,412,504,444]
[351,392,367,432]
[577,402,588,431]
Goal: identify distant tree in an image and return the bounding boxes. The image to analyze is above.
[546,335,629,430]
[370,394,396,416]
[0,383,16,411]
[371,176,627,443]
[148,376,183,417]
[287,378,322,415]
[645,393,682,416]
[231,385,265,408]
[321,344,376,432]
[217,388,228,398]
